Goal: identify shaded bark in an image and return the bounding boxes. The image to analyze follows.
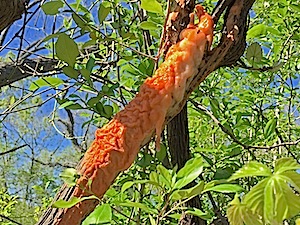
[0,0,26,32]
[168,104,206,225]
[37,0,255,224]
[0,58,58,88]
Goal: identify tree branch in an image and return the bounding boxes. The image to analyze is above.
[0,144,27,156]
[0,58,58,88]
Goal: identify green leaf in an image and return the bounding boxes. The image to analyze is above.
[56,34,79,67]
[274,157,300,174]
[139,21,159,30]
[59,101,76,109]
[98,3,111,24]
[228,161,272,181]
[82,204,112,225]
[86,56,95,72]
[72,13,86,28]
[118,201,157,214]
[121,181,134,193]
[52,197,81,208]
[80,68,93,87]
[170,181,204,201]
[246,42,262,63]
[137,153,153,168]
[29,77,64,91]
[227,195,263,225]
[174,157,203,190]
[141,0,163,15]
[42,1,64,15]
[247,24,267,38]
[281,171,300,193]
[204,184,243,193]
[273,177,300,222]
[52,195,99,208]
[264,118,277,139]
[157,165,172,188]
[63,66,78,79]
[9,96,16,106]
[186,208,212,220]
[59,168,79,186]
[263,178,274,222]
[289,4,300,12]
[102,105,113,118]
[155,144,167,162]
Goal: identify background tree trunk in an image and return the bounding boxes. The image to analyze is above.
[167,104,206,225]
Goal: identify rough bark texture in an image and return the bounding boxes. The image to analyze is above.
[168,104,205,225]
[37,0,255,224]
[0,0,26,32]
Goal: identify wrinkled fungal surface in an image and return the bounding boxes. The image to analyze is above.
[56,5,213,224]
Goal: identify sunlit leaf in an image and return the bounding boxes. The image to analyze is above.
[121,181,134,193]
[273,176,300,222]
[59,168,79,186]
[281,171,300,193]
[82,204,112,224]
[174,157,203,190]
[139,21,159,30]
[227,195,263,225]
[243,179,269,216]
[52,195,98,208]
[157,165,172,188]
[274,157,300,174]
[264,118,276,139]
[29,77,64,91]
[247,24,267,38]
[203,184,243,193]
[228,161,272,181]
[170,181,204,200]
[141,0,163,15]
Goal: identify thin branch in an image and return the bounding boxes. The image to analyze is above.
[0,215,23,225]
[0,144,27,156]
[191,100,300,151]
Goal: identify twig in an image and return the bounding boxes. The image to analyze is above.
[191,100,300,151]
[0,144,27,156]
[0,215,22,225]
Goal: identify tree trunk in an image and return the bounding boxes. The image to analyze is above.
[0,0,26,32]
[167,104,206,225]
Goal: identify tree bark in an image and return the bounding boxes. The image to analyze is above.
[0,58,58,88]
[0,0,26,32]
[168,104,206,225]
[37,0,255,224]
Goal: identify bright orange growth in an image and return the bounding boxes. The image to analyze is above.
[57,5,213,225]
